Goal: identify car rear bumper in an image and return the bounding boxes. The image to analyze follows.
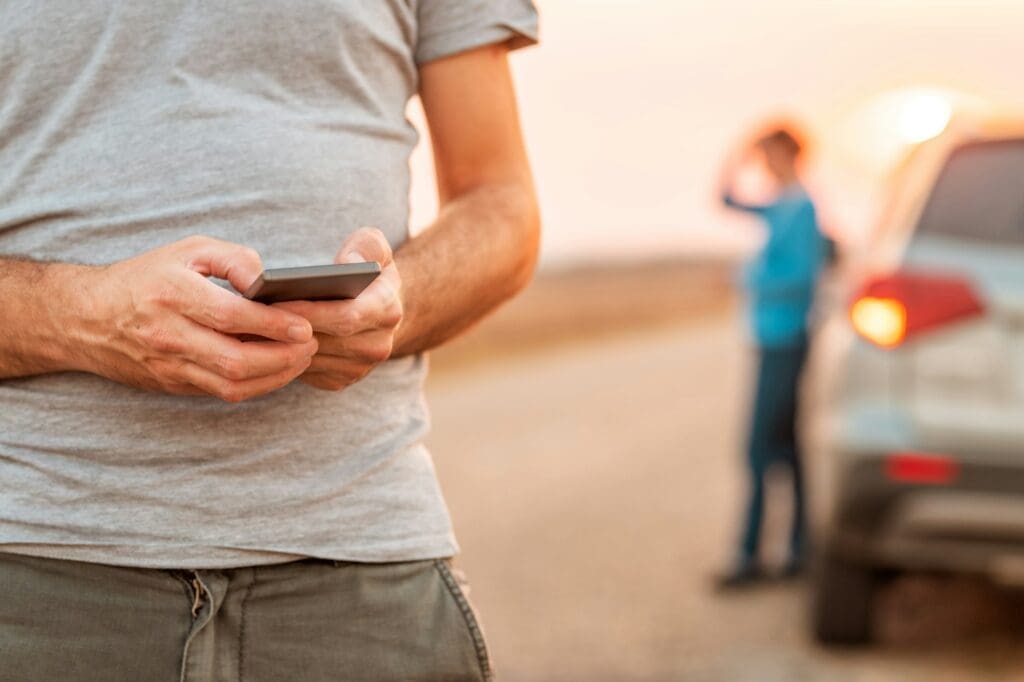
[826,455,1024,584]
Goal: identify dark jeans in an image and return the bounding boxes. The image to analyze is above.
[738,339,808,563]
[0,553,492,682]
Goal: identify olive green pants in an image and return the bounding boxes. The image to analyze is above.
[0,553,492,681]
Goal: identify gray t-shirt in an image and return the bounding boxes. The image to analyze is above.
[0,1,538,568]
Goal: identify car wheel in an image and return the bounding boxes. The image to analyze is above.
[811,551,877,645]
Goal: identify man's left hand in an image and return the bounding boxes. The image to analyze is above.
[276,227,403,391]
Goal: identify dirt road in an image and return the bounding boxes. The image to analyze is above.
[425,314,1024,681]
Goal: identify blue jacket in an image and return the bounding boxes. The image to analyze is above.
[723,186,826,348]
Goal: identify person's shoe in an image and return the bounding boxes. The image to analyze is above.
[713,562,766,592]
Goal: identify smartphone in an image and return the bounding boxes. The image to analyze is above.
[242,262,381,304]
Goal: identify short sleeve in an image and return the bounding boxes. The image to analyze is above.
[415,0,539,65]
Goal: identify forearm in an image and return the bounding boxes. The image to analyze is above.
[0,257,97,379]
[392,181,539,357]
[721,187,767,214]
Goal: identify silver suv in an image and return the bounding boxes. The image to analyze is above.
[803,131,1024,644]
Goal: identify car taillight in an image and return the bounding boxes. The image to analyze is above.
[850,297,906,348]
[849,270,984,348]
[885,452,959,485]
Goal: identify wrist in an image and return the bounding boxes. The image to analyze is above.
[390,257,417,358]
[39,263,109,374]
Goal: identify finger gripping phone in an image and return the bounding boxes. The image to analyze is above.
[242,262,381,304]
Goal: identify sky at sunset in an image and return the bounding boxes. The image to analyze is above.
[409,0,1024,265]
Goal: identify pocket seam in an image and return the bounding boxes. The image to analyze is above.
[433,559,492,681]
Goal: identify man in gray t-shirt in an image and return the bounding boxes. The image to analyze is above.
[0,2,539,679]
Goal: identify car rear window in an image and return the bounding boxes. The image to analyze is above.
[915,139,1024,245]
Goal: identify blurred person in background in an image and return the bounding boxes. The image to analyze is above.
[715,123,828,590]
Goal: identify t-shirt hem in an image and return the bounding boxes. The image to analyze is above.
[0,534,460,570]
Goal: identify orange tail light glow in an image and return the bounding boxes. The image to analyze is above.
[850,270,984,348]
[850,296,907,348]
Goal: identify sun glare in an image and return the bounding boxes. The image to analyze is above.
[896,91,953,144]
[838,87,963,175]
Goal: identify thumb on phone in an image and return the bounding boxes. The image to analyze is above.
[182,236,264,294]
[335,227,393,268]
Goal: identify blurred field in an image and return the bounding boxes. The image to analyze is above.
[424,263,1024,681]
[429,259,737,373]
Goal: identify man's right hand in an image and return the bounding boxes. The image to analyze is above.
[70,236,318,402]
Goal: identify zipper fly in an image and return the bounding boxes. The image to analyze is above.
[189,574,207,618]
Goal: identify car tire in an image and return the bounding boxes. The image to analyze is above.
[811,551,876,645]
